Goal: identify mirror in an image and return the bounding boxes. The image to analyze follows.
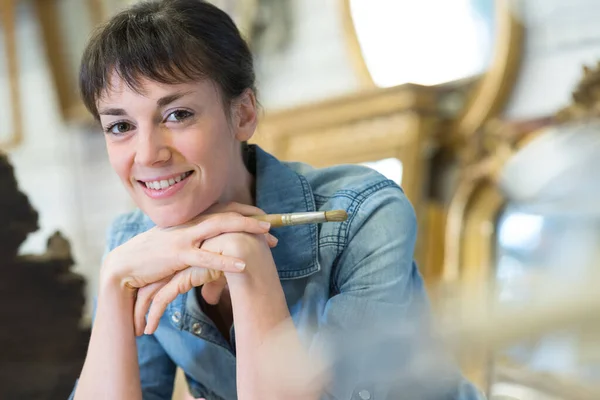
[342,0,523,139]
[489,123,600,398]
[346,0,495,87]
[491,206,600,399]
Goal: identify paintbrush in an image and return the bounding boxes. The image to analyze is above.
[251,210,348,228]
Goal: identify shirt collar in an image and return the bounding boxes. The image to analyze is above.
[252,145,320,279]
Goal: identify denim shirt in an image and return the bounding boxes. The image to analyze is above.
[71,146,483,400]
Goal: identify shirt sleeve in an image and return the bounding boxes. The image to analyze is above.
[310,185,485,400]
[137,334,177,400]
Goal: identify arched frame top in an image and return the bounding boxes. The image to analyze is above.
[340,0,524,142]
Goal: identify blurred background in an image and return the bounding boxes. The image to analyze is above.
[1,0,600,399]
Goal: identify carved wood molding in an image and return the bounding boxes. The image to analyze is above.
[0,0,23,150]
[33,0,98,125]
[258,84,438,135]
[253,84,440,199]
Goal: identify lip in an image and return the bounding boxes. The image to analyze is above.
[137,171,192,183]
[138,171,193,200]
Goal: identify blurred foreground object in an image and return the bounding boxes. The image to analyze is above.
[490,61,600,399]
[0,152,89,399]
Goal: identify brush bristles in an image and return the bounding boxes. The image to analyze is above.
[324,210,348,222]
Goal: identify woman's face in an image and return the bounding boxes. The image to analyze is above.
[97,76,257,227]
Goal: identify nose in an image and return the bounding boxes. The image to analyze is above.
[134,125,172,167]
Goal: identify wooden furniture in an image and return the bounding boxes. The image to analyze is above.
[0,153,89,399]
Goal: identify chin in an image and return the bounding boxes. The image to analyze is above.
[142,204,199,228]
[149,214,189,228]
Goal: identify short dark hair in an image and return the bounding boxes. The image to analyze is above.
[79,0,256,120]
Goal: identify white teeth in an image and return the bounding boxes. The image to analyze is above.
[144,172,190,190]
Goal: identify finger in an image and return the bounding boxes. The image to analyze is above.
[146,267,220,334]
[265,233,279,248]
[178,248,247,273]
[202,276,227,305]
[134,278,170,336]
[189,213,271,243]
[206,202,266,216]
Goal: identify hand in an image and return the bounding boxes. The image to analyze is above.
[100,205,274,328]
[199,203,278,304]
[134,203,278,335]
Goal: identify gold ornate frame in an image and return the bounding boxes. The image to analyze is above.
[444,164,505,391]
[340,0,525,144]
[35,0,98,124]
[443,119,552,392]
[339,0,372,88]
[451,0,524,143]
[1,0,23,150]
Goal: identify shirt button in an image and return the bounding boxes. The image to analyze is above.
[192,322,202,335]
[358,390,371,400]
[171,311,181,324]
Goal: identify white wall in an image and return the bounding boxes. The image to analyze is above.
[504,0,600,119]
[255,0,360,110]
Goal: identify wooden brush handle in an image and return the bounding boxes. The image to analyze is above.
[251,214,287,227]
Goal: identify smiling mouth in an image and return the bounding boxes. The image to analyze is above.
[139,171,193,190]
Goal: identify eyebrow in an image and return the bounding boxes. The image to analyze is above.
[156,91,194,108]
[98,91,195,116]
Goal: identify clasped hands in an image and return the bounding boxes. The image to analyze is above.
[100,202,278,336]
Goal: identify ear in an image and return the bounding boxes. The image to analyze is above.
[232,89,258,142]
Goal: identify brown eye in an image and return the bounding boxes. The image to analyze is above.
[166,110,193,122]
[108,122,132,135]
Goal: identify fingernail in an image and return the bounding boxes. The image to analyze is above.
[259,221,271,230]
[234,261,246,270]
[269,234,279,245]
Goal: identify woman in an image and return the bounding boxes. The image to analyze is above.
[71,1,483,399]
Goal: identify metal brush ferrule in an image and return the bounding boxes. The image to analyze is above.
[282,211,327,226]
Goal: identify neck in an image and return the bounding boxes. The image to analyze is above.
[221,145,255,206]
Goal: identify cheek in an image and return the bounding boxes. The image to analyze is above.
[106,142,132,182]
[177,123,235,167]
